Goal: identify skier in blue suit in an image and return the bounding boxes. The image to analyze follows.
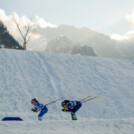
[61,100,82,120]
[31,98,48,121]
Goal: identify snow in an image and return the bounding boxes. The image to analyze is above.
[0,49,134,134]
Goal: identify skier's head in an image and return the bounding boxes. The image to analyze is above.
[61,102,66,107]
[31,98,38,105]
[61,100,70,107]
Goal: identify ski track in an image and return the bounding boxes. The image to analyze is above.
[37,52,64,99]
[34,52,55,98]
[32,52,64,116]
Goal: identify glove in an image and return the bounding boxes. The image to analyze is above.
[68,107,72,110]
[31,109,37,112]
[62,108,67,112]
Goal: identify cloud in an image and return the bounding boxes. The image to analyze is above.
[0,9,8,20]
[34,16,57,28]
[111,10,134,40]
[125,11,134,27]
[0,9,57,51]
[110,34,128,40]
[109,10,134,59]
[0,9,57,28]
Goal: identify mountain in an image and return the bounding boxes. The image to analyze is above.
[45,36,74,53]
[39,25,97,43]
[0,49,134,134]
[71,45,97,56]
[33,25,120,57]
[0,21,23,49]
[45,35,97,56]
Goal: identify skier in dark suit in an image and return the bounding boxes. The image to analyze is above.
[61,100,82,120]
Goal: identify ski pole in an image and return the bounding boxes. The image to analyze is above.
[81,96,100,103]
[63,96,100,112]
[45,98,63,106]
[75,96,100,106]
[80,95,92,101]
[62,96,100,112]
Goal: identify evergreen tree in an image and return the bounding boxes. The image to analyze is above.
[0,21,23,49]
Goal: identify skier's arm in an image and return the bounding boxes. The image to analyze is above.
[62,108,71,112]
[62,102,75,112]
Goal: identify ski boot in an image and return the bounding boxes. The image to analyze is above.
[71,112,77,120]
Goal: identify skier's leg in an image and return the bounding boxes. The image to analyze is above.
[71,112,77,120]
[71,102,82,120]
[38,106,48,120]
[72,102,82,113]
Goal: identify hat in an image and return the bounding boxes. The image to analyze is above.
[61,100,70,107]
[31,98,38,104]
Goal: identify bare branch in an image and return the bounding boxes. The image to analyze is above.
[25,25,30,37]
[14,18,34,50]
[27,35,32,44]
[14,19,25,40]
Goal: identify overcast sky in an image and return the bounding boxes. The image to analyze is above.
[1,0,134,35]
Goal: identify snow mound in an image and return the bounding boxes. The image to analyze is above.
[0,49,134,120]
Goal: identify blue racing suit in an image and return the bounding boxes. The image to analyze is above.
[65,101,82,113]
[32,102,48,120]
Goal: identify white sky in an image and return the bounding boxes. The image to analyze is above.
[1,0,134,35]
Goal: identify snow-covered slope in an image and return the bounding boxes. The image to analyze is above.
[0,49,134,134]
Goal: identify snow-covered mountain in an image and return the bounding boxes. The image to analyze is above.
[33,25,119,58]
[45,36,97,56]
[0,49,134,134]
[33,24,134,59]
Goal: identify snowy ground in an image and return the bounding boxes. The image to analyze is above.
[0,119,134,134]
[0,49,134,134]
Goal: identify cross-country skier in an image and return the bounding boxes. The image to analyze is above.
[31,98,48,121]
[61,100,82,120]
